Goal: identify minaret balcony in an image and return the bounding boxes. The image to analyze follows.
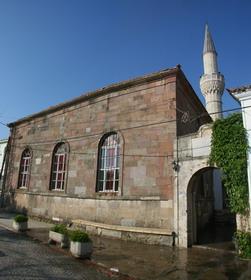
[200,73,225,96]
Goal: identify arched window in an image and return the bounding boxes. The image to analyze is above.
[97,133,120,192]
[18,148,32,188]
[50,143,68,191]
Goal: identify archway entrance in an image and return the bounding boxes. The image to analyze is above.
[187,167,236,247]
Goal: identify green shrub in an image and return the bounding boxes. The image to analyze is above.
[51,224,68,235]
[234,231,251,259]
[14,214,28,223]
[69,230,91,243]
[210,113,249,214]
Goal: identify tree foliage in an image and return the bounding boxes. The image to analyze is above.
[210,113,249,214]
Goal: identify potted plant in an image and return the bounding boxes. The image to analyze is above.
[13,214,28,231]
[69,230,92,258]
[48,224,69,248]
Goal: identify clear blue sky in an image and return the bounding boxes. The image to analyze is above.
[0,0,250,138]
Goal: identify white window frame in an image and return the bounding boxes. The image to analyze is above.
[97,134,120,192]
[18,149,31,188]
[51,144,67,191]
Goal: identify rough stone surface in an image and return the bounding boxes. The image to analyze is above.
[1,213,251,280]
[5,68,211,246]
[173,124,215,247]
[0,226,114,280]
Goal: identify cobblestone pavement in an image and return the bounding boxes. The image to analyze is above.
[0,226,130,280]
[1,212,251,280]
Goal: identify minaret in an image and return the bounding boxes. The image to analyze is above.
[200,24,225,121]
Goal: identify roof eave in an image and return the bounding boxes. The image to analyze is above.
[227,85,251,103]
[8,66,180,127]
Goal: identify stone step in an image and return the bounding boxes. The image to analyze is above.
[71,219,174,246]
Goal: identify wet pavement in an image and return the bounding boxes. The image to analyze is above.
[195,222,237,252]
[197,222,236,246]
[0,226,123,280]
[0,210,251,280]
[92,235,251,280]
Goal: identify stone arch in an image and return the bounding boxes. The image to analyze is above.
[186,166,235,247]
[175,158,210,247]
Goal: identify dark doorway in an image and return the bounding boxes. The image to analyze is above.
[187,167,236,248]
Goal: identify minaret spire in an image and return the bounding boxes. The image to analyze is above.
[203,24,217,54]
[200,24,225,121]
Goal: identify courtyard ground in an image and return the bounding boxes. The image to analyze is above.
[0,210,250,280]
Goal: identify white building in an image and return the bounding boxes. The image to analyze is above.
[228,86,251,226]
[0,139,7,173]
[0,139,8,191]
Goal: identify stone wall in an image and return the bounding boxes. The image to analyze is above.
[236,214,251,233]
[6,74,178,230]
[5,68,211,244]
[173,124,213,247]
[12,192,173,229]
[176,74,211,136]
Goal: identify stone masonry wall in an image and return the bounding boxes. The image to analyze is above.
[6,75,177,230]
[176,76,211,136]
[12,192,173,229]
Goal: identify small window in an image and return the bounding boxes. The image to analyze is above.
[18,149,32,188]
[50,143,68,191]
[97,133,120,192]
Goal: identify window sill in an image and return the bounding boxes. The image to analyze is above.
[50,189,65,192]
[96,191,119,197]
[17,187,27,191]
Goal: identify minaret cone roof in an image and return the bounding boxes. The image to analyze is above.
[203,24,217,54]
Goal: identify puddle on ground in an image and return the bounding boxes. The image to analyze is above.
[91,235,251,280]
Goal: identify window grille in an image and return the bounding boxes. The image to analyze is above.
[50,143,67,191]
[18,149,31,188]
[97,133,120,192]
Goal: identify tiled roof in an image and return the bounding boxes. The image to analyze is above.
[227,85,251,94]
